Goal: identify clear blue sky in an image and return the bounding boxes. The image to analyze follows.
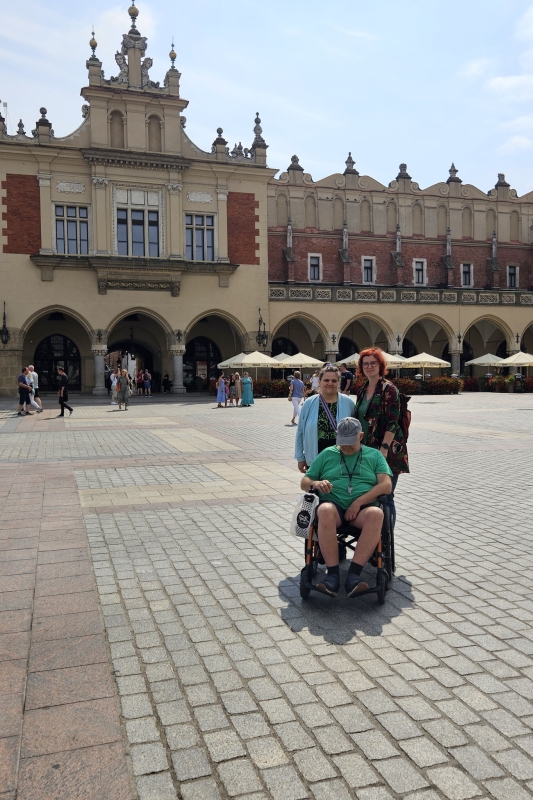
[4,0,533,195]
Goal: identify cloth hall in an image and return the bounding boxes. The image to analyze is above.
[1,3,533,394]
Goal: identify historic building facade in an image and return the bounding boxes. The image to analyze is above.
[1,3,532,395]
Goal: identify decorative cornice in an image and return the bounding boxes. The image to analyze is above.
[82,148,191,171]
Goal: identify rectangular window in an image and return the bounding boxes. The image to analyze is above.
[55,205,89,255]
[508,265,517,288]
[461,263,472,286]
[117,208,160,257]
[414,259,425,285]
[363,257,374,283]
[117,209,128,255]
[185,214,215,261]
[148,211,159,257]
[309,255,321,281]
[131,210,145,256]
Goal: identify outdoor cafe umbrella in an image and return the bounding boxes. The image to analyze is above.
[401,352,451,379]
[336,353,359,367]
[272,352,291,362]
[498,350,533,376]
[217,350,279,379]
[337,352,405,368]
[464,353,504,367]
[272,352,324,369]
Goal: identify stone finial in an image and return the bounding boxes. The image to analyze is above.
[39,107,49,122]
[89,29,98,59]
[250,112,267,150]
[17,120,25,135]
[128,1,140,34]
[495,173,510,187]
[396,163,411,180]
[169,41,177,69]
[447,162,462,183]
[343,152,359,175]
[288,155,304,171]
[212,127,227,146]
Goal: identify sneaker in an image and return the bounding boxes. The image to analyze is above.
[25,412,34,415]
[111,402,117,405]
[69,409,74,416]
[17,411,23,416]
[345,572,369,597]
[37,409,43,413]
[316,571,340,597]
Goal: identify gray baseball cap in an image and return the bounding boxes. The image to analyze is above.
[336,417,362,445]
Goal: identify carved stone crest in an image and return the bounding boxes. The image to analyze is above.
[57,181,85,194]
[92,178,109,189]
[186,191,212,204]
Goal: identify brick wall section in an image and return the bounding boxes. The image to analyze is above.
[2,174,41,254]
[227,192,259,265]
[268,228,533,288]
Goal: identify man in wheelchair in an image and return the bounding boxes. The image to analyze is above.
[300,417,392,598]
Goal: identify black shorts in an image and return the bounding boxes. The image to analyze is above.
[318,499,375,525]
[33,388,39,398]
[19,388,30,404]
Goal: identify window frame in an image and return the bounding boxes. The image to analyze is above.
[460,262,473,287]
[308,253,322,282]
[185,213,217,262]
[507,264,519,289]
[412,258,427,286]
[54,204,90,256]
[361,255,376,285]
[112,186,163,258]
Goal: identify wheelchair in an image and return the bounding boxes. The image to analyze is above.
[299,494,394,604]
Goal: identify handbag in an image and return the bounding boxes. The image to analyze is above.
[290,492,319,538]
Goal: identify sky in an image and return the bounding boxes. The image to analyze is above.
[3,0,533,195]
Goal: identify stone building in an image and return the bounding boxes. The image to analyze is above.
[1,3,532,395]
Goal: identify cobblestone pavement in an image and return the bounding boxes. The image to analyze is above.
[2,392,533,799]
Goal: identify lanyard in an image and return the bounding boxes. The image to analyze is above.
[319,394,337,431]
[340,449,362,495]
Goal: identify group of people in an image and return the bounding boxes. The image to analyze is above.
[216,372,254,408]
[17,365,74,417]
[295,348,409,597]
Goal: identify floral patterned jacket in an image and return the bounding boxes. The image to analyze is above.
[354,378,409,475]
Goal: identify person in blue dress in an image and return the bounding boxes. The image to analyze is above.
[241,372,254,407]
[216,372,226,408]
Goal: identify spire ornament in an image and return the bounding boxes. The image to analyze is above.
[169,40,177,69]
[251,112,268,150]
[446,163,462,184]
[344,152,358,175]
[89,29,98,59]
[128,1,140,33]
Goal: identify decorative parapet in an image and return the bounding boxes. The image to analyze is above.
[268,284,533,305]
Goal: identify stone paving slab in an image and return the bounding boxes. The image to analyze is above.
[2,392,533,798]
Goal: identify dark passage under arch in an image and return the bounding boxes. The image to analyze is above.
[34,334,81,390]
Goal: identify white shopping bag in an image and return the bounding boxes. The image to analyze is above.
[291,492,319,539]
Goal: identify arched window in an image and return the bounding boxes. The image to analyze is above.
[486,208,496,239]
[437,205,447,237]
[183,337,222,391]
[277,194,288,226]
[333,198,344,230]
[510,210,520,241]
[304,196,317,228]
[338,337,359,361]
[148,115,162,152]
[402,337,417,358]
[360,199,371,232]
[412,204,423,235]
[34,334,81,391]
[462,207,473,238]
[386,202,396,233]
[271,337,298,357]
[110,110,125,149]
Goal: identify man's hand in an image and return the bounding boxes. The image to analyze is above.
[313,480,333,494]
[344,500,361,522]
[297,461,308,474]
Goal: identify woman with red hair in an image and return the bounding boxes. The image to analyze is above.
[353,347,409,527]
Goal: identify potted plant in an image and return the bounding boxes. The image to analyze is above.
[505,374,516,393]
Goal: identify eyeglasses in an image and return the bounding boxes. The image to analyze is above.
[362,361,378,368]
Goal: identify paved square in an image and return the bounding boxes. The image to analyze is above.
[2,392,533,799]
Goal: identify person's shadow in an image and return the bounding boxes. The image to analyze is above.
[277,564,414,646]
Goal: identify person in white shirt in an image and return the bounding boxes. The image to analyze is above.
[27,365,43,412]
[110,369,119,405]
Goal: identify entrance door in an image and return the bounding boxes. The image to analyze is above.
[184,337,221,390]
[34,334,81,390]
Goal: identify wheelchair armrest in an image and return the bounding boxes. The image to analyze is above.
[377,494,390,504]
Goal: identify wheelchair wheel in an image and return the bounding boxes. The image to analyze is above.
[304,542,319,574]
[376,571,387,605]
[381,505,393,583]
[300,567,311,599]
[390,525,396,574]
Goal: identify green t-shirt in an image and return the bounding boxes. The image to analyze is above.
[356,395,371,442]
[306,445,392,511]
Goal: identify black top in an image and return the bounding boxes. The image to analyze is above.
[340,370,353,391]
[59,373,69,392]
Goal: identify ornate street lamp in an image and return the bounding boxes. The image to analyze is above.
[0,303,10,347]
[255,309,268,348]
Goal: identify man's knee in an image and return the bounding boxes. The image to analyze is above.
[365,506,383,525]
[317,503,340,528]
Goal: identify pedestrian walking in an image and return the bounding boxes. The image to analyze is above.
[116,369,131,411]
[136,368,144,396]
[27,365,43,412]
[162,372,171,393]
[339,363,354,395]
[143,369,152,396]
[288,370,305,424]
[234,372,242,406]
[110,369,119,404]
[216,372,226,408]
[228,373,236,406]
[241,371,254,407]
[57,366,73,417]
[353,347,409,529]
[309,370,320,395]
[17,367,33,416]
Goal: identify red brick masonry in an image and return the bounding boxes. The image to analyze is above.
[2,174,41,255]
[228,192,260,266]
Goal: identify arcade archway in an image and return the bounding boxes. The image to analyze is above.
[22,308,92,391]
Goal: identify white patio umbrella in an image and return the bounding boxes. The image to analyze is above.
[336,353,359,367]
[217,352,247,368]
[217,350,279,380]
[498,350,533,377]
[402,352,451,379]
[384,353,406,367]
[272,352,291,362]
[272,352,324,369]
[464,353,505,367]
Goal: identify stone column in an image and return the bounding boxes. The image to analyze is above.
[450,351,461,375]
[170,350,186,394]
[217,189,230,263]
[92,349,108,395]
[324,351,338,364]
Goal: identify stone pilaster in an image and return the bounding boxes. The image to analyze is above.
[170,350,186,394]
[92,349,108,395]
[217,189,230,263]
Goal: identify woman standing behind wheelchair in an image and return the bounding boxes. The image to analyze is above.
[353,348,409,528]
[295,364,356,473]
